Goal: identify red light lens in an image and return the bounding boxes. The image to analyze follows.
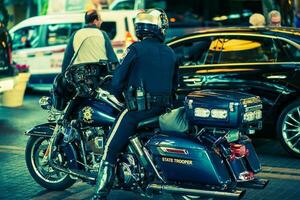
[239,171,254,181]
[230,143,249,159]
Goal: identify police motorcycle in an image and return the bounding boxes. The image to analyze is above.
[25,61,268,200]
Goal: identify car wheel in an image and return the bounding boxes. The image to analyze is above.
[172,195,215,200]
[277,100,300,158]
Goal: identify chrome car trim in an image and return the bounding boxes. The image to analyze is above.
[178,62,300,69]
[168,32,300,49]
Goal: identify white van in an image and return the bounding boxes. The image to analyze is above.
[9,10,138,90]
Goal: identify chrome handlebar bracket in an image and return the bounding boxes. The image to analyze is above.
[96,88,124,111]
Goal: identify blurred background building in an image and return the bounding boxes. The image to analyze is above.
[1,0,300,29]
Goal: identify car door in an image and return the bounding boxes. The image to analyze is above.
[210,35,296,117]
[173,33,296,118]
[12,23,83,88]
[171,35,217,102]
[12,25,43,75]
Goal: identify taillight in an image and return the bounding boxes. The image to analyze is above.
[239,171,254,181]
[230,143,249,160]
[125,31,135,46]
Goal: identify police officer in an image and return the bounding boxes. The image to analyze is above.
[92,9,177,200]
[53,9,118,110]
[61,9,118,72]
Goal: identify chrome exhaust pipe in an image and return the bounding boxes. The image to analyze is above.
[147,183,245,199]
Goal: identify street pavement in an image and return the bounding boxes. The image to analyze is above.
[0,92,300,200]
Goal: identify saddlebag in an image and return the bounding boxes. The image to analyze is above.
[146,134,232,186]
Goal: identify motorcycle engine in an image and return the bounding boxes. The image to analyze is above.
[116,153,144,189]
[80,127,106,171]
[83,127,105,155]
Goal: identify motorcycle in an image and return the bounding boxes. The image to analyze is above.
[25,62,268,199]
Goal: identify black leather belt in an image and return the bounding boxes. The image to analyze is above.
[148,95,171,105]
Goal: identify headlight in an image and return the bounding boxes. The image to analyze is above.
[255,110,262,120]
[194,107,210,118]
[243,112,255,122]
[243,109,262,122]
[211,109,228,119]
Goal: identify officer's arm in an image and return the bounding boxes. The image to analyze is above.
[102,31,119,64]
[110,47,136,99]
[61,33,75,73]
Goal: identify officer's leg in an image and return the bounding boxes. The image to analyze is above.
[93,107,164,200]
[93,109,139,200]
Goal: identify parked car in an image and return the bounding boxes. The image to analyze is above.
[167,26,300,158]
[0,22,15,94]
[9,10,138,90]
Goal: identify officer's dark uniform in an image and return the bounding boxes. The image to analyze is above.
[101,37,177,164]
[93,9,177,200]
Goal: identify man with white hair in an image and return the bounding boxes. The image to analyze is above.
[268,10,281,27]
[249,13,266,26]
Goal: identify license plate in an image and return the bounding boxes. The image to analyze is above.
[225,130,240,142]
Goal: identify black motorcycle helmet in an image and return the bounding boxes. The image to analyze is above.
[135,8,169,42]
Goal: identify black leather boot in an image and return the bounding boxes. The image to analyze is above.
[92,160,115,200]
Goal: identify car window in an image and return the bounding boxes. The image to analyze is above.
[215,36,277,64]
[101,22,117,40]
[275,39,300,62]
[12,26,40,50]
[112,1,134,10]
[47,23,82,46]
[172,37,214,66]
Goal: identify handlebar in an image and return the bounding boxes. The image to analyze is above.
[96,88,124,111]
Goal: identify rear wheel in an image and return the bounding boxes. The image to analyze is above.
[277,100,300,158]
[25,136,76,190]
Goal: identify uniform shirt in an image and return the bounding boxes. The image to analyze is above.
[111,37,178,100]
[61,25,118,72]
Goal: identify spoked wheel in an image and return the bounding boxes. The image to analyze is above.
[25,136,76,190]
[277,100,300,158]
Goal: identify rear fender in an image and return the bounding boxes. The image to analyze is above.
[25,123,56,138]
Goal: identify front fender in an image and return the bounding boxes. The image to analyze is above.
[25,123,56,138]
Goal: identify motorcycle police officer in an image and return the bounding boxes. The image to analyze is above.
[92,9,178,200]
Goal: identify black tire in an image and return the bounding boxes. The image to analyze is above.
[25,136,76,190]
[172,195,213,200]
[277,100,300,158]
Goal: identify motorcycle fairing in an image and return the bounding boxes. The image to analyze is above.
[77,99,118,126]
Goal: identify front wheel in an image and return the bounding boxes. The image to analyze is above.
[25,136,76,190]
[277,100,300,158]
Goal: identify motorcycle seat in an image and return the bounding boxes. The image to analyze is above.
[137,117,159,129]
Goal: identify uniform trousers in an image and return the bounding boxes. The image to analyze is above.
[102,106,165,164]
